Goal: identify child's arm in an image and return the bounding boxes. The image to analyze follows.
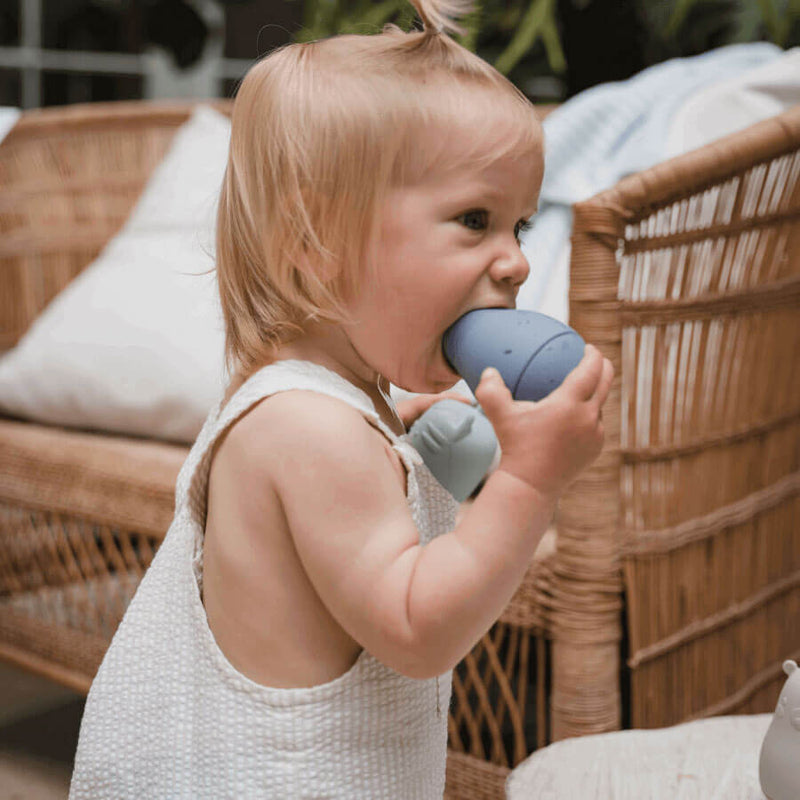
[407,348,613,671]
[249,345,613,679]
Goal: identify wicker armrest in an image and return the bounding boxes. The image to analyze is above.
[0,417,186,537]
[0,417,186,691]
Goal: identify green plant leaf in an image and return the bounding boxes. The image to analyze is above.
[772,0,800,44]
[296,0,340,41]
[394,3,417,31]
[494,0,558,76]
[540,12,566,74]
[458,1,483,52]
[339,0,406,34]
[666,0,701,37]
[757,0,782,41]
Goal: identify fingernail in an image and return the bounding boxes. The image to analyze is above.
[482,367,499,381]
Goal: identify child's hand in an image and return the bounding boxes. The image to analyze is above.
[396,391,472,429]
[474,345,614,500]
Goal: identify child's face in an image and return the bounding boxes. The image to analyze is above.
[344,140,544,394]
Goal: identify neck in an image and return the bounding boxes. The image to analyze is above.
[273,322,405,434]
[277,321,375,391]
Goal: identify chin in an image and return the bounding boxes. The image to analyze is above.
[393,371,457,396]
[419,369,462,395]
[432,357,462,392]
[392,350,461,394]
[436,373,462,392]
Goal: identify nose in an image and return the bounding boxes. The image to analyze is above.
[490,242,530,288]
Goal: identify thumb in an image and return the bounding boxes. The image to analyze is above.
[474,367,513,426]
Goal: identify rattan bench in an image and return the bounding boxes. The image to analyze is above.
[0,100,798,800]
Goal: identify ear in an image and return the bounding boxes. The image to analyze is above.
[783,660,798,676]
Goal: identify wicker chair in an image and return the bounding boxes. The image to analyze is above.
[0,100,798,800]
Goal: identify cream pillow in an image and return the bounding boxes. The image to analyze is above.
[0,105,231,443]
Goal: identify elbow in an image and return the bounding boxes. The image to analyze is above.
[384,651,456,681]
[377,627,460,681]
[397,655,457,681]
[366,578,463,679]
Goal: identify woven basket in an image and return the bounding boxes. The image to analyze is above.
[0,99,798,800]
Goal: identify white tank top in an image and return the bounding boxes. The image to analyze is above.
[69,360,459,799]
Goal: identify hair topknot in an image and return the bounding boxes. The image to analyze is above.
[409,0,473,37]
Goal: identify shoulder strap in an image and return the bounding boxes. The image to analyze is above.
[174,360,412,528]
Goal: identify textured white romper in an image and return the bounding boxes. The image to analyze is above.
[69,360,459,799]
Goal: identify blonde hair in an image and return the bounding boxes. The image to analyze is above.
[216,0,543,381]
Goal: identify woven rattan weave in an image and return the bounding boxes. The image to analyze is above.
[0,100,798,799]
[558,104,800,744]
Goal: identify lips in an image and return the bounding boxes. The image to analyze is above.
[445,301,517,339]
[439,301,516,377]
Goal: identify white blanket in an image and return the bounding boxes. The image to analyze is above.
[0,107,20,144]
[666,47,800,157]
[517,43,792,324]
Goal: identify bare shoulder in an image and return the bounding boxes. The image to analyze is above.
[222,389,403,488]
[211,389,425,677]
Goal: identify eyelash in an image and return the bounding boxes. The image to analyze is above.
[458,210,533,241]
[516,219,534,240]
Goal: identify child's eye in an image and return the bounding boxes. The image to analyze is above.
[515,218,534,242]
[457,210,489,232]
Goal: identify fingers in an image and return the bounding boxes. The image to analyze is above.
[594,357,615,408]
[397,391,468,427]
[561,344,604,401]
[438,391,474,406]
[474,367,513,427]
[395,395,432,427]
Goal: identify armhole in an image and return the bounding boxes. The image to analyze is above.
[363,417,409,497]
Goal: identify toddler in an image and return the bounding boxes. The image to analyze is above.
[70,0,613,797]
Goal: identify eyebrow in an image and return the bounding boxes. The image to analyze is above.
[444,184,539,218]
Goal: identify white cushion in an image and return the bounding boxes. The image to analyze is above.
[506,714,771,800]
[0,105,231,443]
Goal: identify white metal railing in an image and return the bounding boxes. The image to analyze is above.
[2,0,257,107]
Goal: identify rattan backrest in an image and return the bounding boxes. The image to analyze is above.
[554,104,800,738]
[0,100,233,353]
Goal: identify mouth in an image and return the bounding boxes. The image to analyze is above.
[445,302,516,335]
[439,338,460,377]
[480,296,518,313]
[439,302,516,376]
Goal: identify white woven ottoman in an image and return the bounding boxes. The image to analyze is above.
[506,714,772,800]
